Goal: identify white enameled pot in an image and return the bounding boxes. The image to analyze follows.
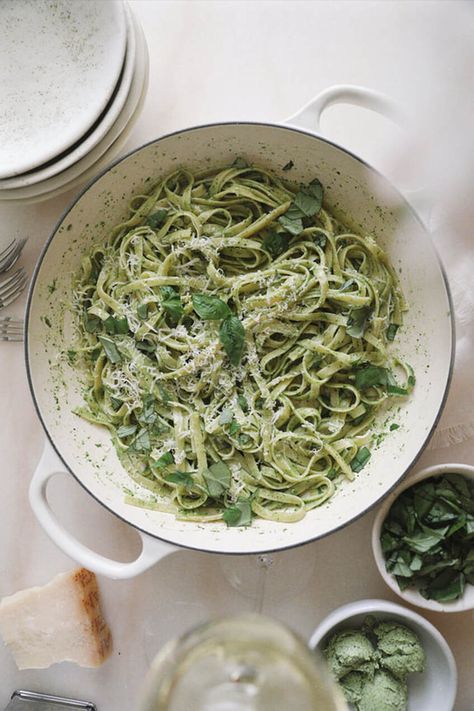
[26,86,454,578]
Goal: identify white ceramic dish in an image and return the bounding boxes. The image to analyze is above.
[0,8,148,204]
[308,599,457,711]
[26,86,453,578]
[372,463,474,612]
[0,2,137,192]
[0,0,126,178]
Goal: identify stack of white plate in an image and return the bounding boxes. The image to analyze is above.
[0,0,148,203]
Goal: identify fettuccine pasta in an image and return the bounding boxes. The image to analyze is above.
[72,162,414,527]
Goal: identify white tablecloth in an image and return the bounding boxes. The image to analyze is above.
[0,2,472,709]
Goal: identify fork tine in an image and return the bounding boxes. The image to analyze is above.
[0,269,27,308]
[0,317,24,342]
[0,240,17,270]
[0,238,26,273]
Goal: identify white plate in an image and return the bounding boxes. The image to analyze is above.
[0,2,136,189]
[0,9,149,203]
[0,0,126,178]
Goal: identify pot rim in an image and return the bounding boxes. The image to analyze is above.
[24,119,456,555]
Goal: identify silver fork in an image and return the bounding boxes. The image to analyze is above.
[0,268,28,309]
[0,238,27,273]
[0,317,24,342]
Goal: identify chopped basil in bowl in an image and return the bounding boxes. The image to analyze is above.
[372,463,474,612]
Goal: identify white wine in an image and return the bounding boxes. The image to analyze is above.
[140,615,347,711]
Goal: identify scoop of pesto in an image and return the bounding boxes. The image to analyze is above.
[321,616,425,711]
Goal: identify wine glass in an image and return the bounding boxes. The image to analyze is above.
[139,613,347,711]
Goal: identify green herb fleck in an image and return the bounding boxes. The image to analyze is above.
[350,447,371,473]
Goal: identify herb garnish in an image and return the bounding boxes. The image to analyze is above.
[203,460,231,498]
[153,451,174,469]
[381,473,474,602]
[98,335,121,364]
[277,178,323,236]
[262,231,289,258]
[146,208,168,229]
[165,471,194,488]
[350,447,371,473]
[192,294,231,320]
[282,160,294,171]
[160,286,184,320]
[347,306,372,338]
[223,497,253,527]
[219,315,245,366]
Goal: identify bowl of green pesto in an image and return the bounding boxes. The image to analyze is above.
[372,463,474,612]
[308,598,457,711]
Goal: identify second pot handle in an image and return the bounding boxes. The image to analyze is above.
[285,84,405,132]
[29,441,176,579]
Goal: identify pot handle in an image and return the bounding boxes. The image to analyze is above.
[285,85,429,219]
[285,84,405,133]
[29,442,175,579]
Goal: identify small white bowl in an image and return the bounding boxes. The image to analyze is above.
[308,598,457,711]
[372,463,474,613]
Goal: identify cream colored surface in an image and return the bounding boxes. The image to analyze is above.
[0,1,472,709]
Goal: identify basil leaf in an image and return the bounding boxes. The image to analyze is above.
[98,335,121,364]
[237,394,249,412]
[138,395,157,425]
[83,309,101,333]
[131,428,151,452]
[157,384,172,403]
[350,447,371,473]
[165,471,194,488]
[347,306,372,338]
[278,205,304,236]
[262,231,289,258]
[104,316,129,335]
[203,460,231,498]
[137,303,149,320]
[219,315,245,366]
[293,178,323,217]
[192,293,231,320]
[219,408,233,425]
[153,451,174,469]
[387,323,399,341]
[423,570,465,602]
[136,340,156,354]
[110,396,123,410]
[223,497,252,527]
[354,364,389,389]
[390,423,400,431]
[160,286,184,320]
[282,160,294,171]
[116,423,137,438]
[229,419,241,436]
[146,208,168,229]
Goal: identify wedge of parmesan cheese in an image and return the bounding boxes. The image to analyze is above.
[0,568,112,669]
